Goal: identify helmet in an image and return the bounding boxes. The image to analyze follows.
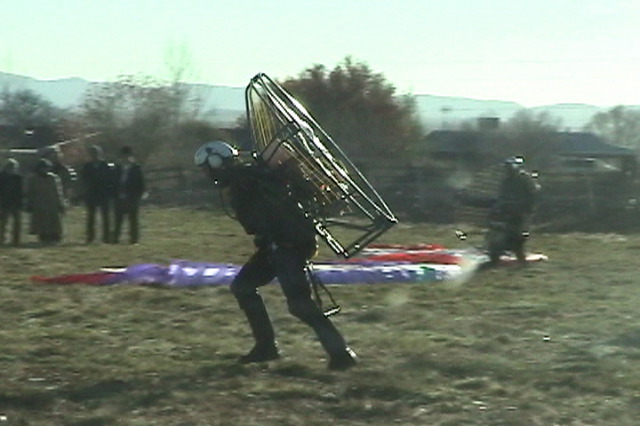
[504,156,523,167]
[503,156,524,173]
[194,141,239,170]
[195,141,239,187]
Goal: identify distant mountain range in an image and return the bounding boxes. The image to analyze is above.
[0,71,631,130]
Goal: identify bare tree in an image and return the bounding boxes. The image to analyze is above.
[79,42,205,164]
[498,109,563,168]
[79,74,187,162]
[163,41,204,121]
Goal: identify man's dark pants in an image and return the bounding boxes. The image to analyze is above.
[230,244,348,357]
[86,198,110,243]
[0,208,21,245]
[114,197,140,244]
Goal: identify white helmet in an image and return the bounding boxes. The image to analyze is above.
[194,141,239,169]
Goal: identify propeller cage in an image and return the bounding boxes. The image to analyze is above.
[245,73,397,258]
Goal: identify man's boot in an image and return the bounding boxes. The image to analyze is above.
[289,299,357,370]
[238,299,280,364]
[328,346,358,371]
[307,315,357,371]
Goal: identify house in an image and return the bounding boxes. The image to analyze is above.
[545,132,637,176]
[420,129,510,169]
[420,129,639,221]
[423,130,637,176]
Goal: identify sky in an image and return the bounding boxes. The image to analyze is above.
[1,0,639,107]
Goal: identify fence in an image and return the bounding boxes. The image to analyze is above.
[143,163,640,231]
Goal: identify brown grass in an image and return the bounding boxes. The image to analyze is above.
[1,206,640,425]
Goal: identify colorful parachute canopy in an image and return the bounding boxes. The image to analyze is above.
[31,244,543,287]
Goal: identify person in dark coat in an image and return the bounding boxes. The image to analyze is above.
[0,158,24,246]
[458,157,539,265]
[112,146,146,244]
[41,145,77,203]
[194,141,357,371]
[26,159,66,243]
[487,157,539,263]
[81,145,113,243]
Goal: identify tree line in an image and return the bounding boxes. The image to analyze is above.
[2,56,640,168]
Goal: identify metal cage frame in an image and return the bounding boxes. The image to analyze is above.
[245,73,397,258]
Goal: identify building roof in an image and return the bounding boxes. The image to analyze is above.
[550,132,634,157]
[424,130,635,158]
[424,130,510,155]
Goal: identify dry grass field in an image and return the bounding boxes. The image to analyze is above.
[2,206,640,425]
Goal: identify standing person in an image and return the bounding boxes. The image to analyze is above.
[0,158,24,246]
[41,145,77,203]
[486,157,539,264]
[26,159,66,244]
[113,146,145,244]
[456,157,539,266]
[194,141,357,371]
[81,145,113,243]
